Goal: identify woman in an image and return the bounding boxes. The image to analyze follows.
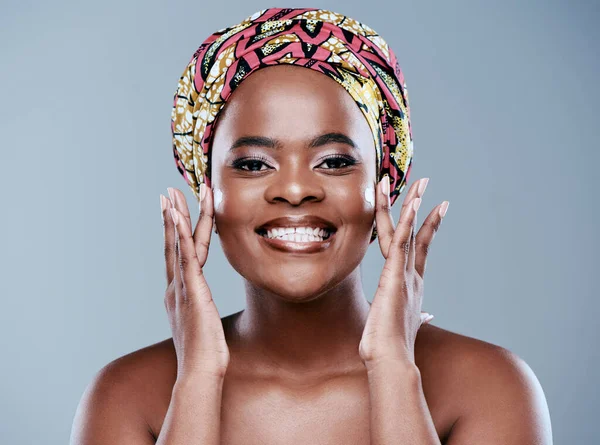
[70,8,552,445]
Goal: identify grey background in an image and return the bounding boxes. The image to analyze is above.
[1,0,597,443]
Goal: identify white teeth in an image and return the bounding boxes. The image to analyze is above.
[262,225,332,242]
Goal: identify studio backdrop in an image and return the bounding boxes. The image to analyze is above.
[0,0,598,443]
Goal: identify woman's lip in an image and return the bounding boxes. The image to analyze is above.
[257,231,336,253]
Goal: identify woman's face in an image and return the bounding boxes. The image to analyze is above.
[210,65,377,301]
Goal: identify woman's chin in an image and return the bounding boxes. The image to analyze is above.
[257,275,337,303]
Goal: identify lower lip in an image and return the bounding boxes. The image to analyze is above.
[257,231,336,253]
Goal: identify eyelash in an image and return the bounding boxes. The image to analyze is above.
[231,155,357,172]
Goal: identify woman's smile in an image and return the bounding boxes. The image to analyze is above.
[254,213,338,253]
[256,227,337,254]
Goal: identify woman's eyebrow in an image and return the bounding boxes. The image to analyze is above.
[228,133,358,152]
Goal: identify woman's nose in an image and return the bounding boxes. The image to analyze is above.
[264,163,325,206]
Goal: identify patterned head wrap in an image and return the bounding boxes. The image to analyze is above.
[171,7,414,242]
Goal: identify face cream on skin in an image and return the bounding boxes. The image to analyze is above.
[364,184,375,208]
[213,187,224,211]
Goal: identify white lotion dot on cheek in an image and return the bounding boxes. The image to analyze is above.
[364,185,375,208]
[213,187,224,211]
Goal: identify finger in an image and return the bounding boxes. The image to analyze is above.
[388,179,421,263]
[170,208,183,307]
[414,201,448,279]
[161,194,175,285]
[388,195,420,271]
[376,176,420,258]
[398,179,422,224]
[407,197,420,271]
[375,176,394,258]
[170,206,208,305]
[409,178,429,270]
[168,187,193,234]
[192,183,214,268]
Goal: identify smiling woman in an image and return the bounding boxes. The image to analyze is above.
[209,65,379,293]
[70,7,552,445]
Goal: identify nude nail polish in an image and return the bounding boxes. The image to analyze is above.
[439,201,449,218]
[418,178,429,197]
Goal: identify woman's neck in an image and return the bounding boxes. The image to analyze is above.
[232,266,371,380]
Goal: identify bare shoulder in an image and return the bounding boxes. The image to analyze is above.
[71,312,242,443]
[416,324,553,444]
[71,339,178,444]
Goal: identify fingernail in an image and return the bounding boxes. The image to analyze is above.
[160,194,167,212]
[167,187,176,207]
[169,208,179,225]
[425,314,435,323]
[439,201,449,218]
[199,183,207,202]
[413,197,422,211]
[418,178,429,197]
[381,177,390,196]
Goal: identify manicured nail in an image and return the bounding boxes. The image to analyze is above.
[199,183,207,202]
[169,208,179,225]
[381,177,390,196]
[439,201,449,218]
[160,194,167,212]
[167,187,176,207]
[425,314,435,323]
[413,197,422,211]
[417,178,429,197]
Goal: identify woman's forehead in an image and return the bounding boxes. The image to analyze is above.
[215,65,375,149]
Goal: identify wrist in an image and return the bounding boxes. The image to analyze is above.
[364,356,420,377]
[175,370,227,390]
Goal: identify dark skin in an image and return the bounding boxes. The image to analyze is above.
[71,66,552,444]
[210,64,381,379]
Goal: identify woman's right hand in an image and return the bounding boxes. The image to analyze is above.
[161,184,230,381]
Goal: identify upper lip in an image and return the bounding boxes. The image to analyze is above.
[256,215,338,234]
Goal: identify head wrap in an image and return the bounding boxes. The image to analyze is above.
[171,7,414,242]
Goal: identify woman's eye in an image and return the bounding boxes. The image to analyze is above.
[232,158,271,171]
[232,155,356,172]
[317,156,356,169]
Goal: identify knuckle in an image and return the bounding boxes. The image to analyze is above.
[424,217,441,232]
[178,254,191,270]
[399,240,411,255]
[400,279,410,292]
[199,212,214,224]
[380,202,391,214]
[197,239,210,253]
[416,240,430,256]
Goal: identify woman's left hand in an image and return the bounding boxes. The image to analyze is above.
[359,177,449,368]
